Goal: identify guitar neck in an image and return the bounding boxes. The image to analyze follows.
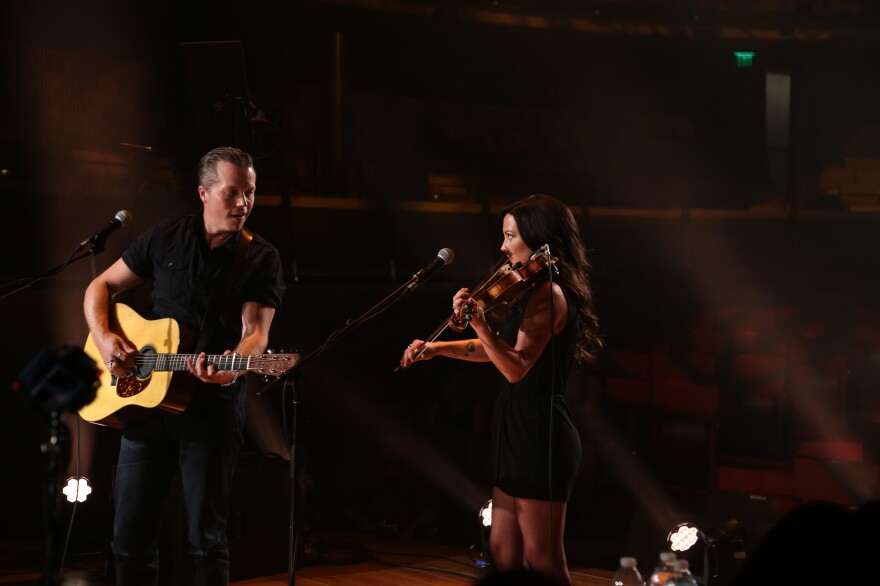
[152,354,250,373]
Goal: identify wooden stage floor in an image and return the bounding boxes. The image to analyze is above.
[0,532,613,585]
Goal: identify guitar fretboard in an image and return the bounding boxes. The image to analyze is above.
[135,354,250,372]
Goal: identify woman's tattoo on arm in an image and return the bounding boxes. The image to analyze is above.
[466,341,476,353]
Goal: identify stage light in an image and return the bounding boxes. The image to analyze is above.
[666,519,747,586]
[469,499,494,569]
[479,499,493,527]
[62,477,92,503]
[668,522,701,553]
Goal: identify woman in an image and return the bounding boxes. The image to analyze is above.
[400,194,601,584]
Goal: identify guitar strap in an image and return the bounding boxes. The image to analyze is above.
[194,228,254,353]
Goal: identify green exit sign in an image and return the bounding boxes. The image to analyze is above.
[734,51,756,68]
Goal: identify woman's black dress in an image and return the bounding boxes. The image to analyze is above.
[492,287,582,502]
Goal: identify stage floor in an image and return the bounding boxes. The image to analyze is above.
[0,532,613,585]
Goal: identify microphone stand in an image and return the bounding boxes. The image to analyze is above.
[41,410,70,586]
[258,270,438,586]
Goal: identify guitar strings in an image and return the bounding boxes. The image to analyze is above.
[129,355,249,369]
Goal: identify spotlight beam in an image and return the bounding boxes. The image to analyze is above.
[578,401,682,532]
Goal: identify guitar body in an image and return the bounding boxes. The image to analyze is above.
[80,303,195,428]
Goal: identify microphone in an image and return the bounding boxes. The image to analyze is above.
[79,210,133,250]
[410,248,454,288]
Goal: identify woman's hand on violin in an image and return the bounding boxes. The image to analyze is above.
[452,288,487,331]
[451,288,470,316]
[400,339,434,369]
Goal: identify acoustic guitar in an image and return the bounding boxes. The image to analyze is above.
[80,303,297,428]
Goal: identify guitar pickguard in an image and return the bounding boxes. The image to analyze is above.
[115,375,151,398]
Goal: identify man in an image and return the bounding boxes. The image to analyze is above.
[83,146,285,585]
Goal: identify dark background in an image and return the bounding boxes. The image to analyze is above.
[4,0,880,578]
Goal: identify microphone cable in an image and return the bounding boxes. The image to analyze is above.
[58,254,101,579]
[0,242,83,301]
[546,250,558,580]
[57,414,82,579]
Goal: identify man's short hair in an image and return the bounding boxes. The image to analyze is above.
[198,147,254,188]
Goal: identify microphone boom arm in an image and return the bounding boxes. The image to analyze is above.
[1,210,132,301]
[258,251,452,396]
[395,253,508,371]
[1,244,110,301]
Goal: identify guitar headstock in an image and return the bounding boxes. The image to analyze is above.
[248,351,300,377]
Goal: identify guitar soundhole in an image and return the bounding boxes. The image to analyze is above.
[135,345,157,379]
[115,345,156,399]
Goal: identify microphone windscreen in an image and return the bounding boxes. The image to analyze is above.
[437,248,454,265]
[115,210,133,226]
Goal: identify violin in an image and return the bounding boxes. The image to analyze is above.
[395,245,557,371]
[450,244,558,331]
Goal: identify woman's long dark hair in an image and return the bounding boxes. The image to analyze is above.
[501,194,602,364]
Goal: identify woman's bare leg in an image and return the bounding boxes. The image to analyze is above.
[488,487,525,571]
[516,496,571,585]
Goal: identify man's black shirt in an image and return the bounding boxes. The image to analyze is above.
[122,213,285,354]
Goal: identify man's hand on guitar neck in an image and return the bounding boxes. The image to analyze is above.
[186,351,238,386]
